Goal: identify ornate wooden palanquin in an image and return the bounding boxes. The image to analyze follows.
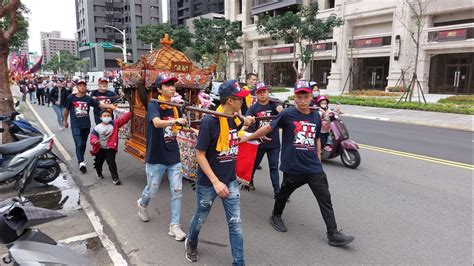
[119,35,216,162]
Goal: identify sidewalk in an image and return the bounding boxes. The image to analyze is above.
[271,91,473,132]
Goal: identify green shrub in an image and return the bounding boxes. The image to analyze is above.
[270,87,290,93]
[438,95,474,105]
[287,95,474,115]
[349,89,401,97]
[386,86,409,92]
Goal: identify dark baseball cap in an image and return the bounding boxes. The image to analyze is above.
[155,74,178,87]
[255,82,269,92]
[294,80,311,93]
[218,79,250,98]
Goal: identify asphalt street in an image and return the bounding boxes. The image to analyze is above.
[17,101,473,265]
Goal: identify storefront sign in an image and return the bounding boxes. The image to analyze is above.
[437,29,467,41]
[259,47,293,56]
[307,43,327,52]
[352,37,383,48]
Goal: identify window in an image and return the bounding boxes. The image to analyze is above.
[136,15,143,24]
[135,4,142,13]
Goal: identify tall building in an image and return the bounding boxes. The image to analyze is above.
[40,31,77,64]
[75,0,164,71]
[169,0,225,26]
[226,0,474,95]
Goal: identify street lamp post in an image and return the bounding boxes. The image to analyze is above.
[55,51,61,75]
[105,25,127,63]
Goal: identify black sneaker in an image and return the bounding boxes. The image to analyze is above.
[256,165,262,170]
[269,215,287,232]
[96,173,104,180]
[327,230,354,246]
[185,239,198,262]
[113,179,121,185]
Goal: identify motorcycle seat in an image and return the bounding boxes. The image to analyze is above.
[0,136,43,155]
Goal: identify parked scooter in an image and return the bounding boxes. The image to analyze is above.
[320,110,361,169]
[0,135,61,189]
[3,109,43,141]
[0,184,90,264]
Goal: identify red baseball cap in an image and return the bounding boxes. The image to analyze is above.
[255,82,269,92]
[98,77,108,83]
[76,79,87,85]
[294,80,312,93]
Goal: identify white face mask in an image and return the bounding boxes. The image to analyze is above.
[101,117,112,123]
[313,91,320,98]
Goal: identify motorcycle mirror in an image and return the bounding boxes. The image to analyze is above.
[15,101,20,107]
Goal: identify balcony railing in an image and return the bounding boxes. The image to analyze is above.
[258,45,294,56]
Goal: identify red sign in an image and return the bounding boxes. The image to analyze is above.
[352,37,383,48]
[307,43,327,52]
[171,61,191,73]
[437,29,467,41]
[259,47,293,56]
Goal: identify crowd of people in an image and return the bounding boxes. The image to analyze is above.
[19,72,353,265]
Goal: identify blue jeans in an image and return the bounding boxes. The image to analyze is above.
[139,163,183,225]
[251,147,280,193]
[71,127,90,164]
[188,180,244,266]
[52,104,64,127]
[28,91,35,102]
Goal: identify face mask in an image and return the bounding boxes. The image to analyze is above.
[101,117,112,123]
[313,91,320,97]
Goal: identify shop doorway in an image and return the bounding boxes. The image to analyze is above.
[352,57,390,90]
[429,53,473,94]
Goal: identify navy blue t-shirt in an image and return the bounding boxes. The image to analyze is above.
[90,90,117,119]
[64,94,99,129]
[195,115,241,186]
[145,100,181,165]
[270,107,323,174]
[246,101,281,149]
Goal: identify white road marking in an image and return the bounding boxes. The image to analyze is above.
[342,113,390,121]
[24,100,72,161]
[24,101,127,265]
[59,232,98,244]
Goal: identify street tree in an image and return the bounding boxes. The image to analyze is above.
[137,23,193,52]
[396,0,430,103]
[43,51,80,75]
[192,18,242,67]
[0,0,29,143]
[257,3,343,80]
[75,59,90,75]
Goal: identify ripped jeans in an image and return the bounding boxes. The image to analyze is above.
[187,180,244,266]
[139,163,183,225]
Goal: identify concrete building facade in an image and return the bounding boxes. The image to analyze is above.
[225,0,474,95]
[40,31,77,64]
[169,0,225,26]
[75,0,164,71]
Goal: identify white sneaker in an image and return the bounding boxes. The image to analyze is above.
[59,127,65,131]
[169,224,186,241]
[137,199,149,222]
[79,162,87,173]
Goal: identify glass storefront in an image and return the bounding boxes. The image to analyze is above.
[429,53,473,95]
[263,61,297,87]
[310,60,331,89]
[352,57,390,90]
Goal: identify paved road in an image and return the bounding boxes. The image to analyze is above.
[343,116,473,164]
[21,101,472,265]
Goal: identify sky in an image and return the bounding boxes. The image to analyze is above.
[23,0,169,55]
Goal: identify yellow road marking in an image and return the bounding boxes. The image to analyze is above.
[359,144,474,170]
